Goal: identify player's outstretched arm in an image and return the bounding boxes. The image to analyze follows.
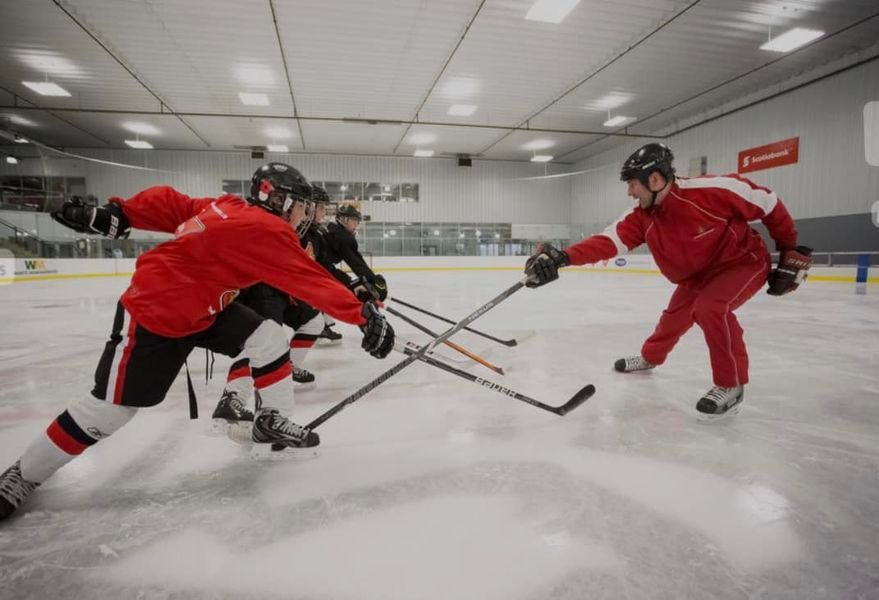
[51,196,130,238]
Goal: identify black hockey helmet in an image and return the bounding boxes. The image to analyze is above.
[248,162,312,217]
[619,143,675,186]
[336,204,362,223]
[311,184,331,204]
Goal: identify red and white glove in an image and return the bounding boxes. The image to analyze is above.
[767,246,812,296]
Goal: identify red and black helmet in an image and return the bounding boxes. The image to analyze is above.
[248,162,312,217]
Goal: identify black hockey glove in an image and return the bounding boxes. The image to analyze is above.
[360,302,395,358]
[524,243,569,288]
[350,277,381,303]
[51,196,131,238]
[372,274,388,301]
[767,246,812,296]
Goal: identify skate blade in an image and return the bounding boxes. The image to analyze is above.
[205,419,231,437]
[316,338,342,347]
[697,404,741,423]
[226,422,254,446]
[250,443,320,461]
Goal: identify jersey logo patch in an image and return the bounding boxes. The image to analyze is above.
[174,216,205,238]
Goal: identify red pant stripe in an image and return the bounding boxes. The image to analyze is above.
[112,317,138,405]
[253,362,292,389]
[46,420,89,455]
[290,339,315,349]
[227,365,251,382]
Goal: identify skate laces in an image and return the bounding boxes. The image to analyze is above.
[704,386,737,403]
[0,462,38,506]
[293,367,312,377]
[271,413,308,440]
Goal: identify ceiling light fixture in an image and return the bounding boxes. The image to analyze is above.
[531,154,553,162]
[441,78,478,99]
[22,81,71,97]
[522,139,555,151]
[234,64,274,87]
[447,104,477,117]
[525,0,581,24]
[760,27,824,52]
[408,132,437,145]
[123,122,160,136]
[124,140,154,149]
[603,115,632,127]
[14,135,28,144]
[414,149,434,157]
[267,144,288,153]
[6,156,19,165]
[264,127,292,139]
[239,92,270,106]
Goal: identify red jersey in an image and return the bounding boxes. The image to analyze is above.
[113,186,366,338]
[565,174,798,283]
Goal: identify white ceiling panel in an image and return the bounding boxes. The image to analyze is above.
[298,120,409,154]
[394,123,507,158]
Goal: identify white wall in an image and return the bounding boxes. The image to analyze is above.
[0,151,572,225]
[569,58,879,238]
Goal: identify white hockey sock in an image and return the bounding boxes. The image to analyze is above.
[246,320,295,415]
[290,313,324,368]
[20,395,138,483]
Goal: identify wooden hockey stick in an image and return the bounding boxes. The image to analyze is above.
[386,306,505,375]
[389,297,521,347]
[305,278,528,431]
[393,338,594,416]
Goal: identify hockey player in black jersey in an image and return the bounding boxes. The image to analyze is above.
[325,203,388,300]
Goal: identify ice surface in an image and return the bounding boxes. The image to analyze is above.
[1,271,878,599]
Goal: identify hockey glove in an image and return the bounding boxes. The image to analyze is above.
[767,245,812,296]
[372,274,389,301]
[524,243,569,288]
[350,277,380,303]
[360,302,395,358]
[51,197,131,238]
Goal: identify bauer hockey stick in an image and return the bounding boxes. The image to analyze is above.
[386,306,505,375]
[393,338,594,416]
[389,297,521,347]
[305,278,529,431]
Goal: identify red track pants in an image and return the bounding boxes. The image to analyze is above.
[641,256,770,387]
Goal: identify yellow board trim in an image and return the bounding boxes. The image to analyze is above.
[8,267,877,284]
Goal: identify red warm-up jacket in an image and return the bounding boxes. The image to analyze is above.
[113,186,366,338]
[565,174,798,283]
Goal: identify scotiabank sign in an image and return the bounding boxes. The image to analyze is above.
[738,137,799,173]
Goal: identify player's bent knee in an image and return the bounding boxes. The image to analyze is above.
[244,319,288,366]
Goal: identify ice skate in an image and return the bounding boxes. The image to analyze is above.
[613,355,656,373]
[208,390,253,436]
[251,409,320,460]
[292,366,316,390]
[316,324,342,346]
[696,385,744,421]
[0,460,40,522]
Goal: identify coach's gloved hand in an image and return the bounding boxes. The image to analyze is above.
[360,302,395,358]
[767,245,812,296]
[372,274,388,301]
[525,243,569,288]
[51,196,131,238]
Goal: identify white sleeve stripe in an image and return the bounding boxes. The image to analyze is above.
[600,218,629,256]
[677,176,777,216]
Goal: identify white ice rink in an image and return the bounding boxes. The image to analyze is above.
[1,271,878,599]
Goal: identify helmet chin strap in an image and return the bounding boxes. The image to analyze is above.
[643,175,672,209]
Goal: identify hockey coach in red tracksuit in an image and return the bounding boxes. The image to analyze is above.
[525,143,811,418]
[0,162,396,521]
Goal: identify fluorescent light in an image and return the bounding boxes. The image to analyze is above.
[389,230,397,236]
[22,81,71,97]
[447,104,477,116]
[494,232,501,239]
[14,136,28,144]
[124,140,153,149]
[760,28,824,52]
[234,64,274,87]
[408,132,437,145]
[522,138,555,151]
[267,144,288,152]
[340,185,348,191]
[433,229,440,235]
[8,115,36,127]
[414,149,434,157]
[6,156,19,165]
[264,127,292,139]
[441,78,478,99]
[18,53,81,76]
[475,230,481,236]
[525,0,581,24]
[584,92,633,111]
[531,154,553,162]
[123,122,160,135]
[239,92,270,106]
[603,115,633,127]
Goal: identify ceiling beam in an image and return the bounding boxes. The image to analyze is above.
[268,0,306,150]
[391,0,487,154]
[52,0,210,148]
[0,84,110,145]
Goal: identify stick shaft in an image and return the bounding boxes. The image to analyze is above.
[390,297,518,347]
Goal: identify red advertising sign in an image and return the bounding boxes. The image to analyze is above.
[738,137,799,173]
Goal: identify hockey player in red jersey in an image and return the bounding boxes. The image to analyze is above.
[0,162,395,521]
[525,143,811,417]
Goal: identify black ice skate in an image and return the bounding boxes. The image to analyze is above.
[251,409,320,460]
[696,385,744,420]
[614,355,656,373]
[0,460,40,522]
[208,390,254,437]
[316,324,342,346]
[292,367,316,387]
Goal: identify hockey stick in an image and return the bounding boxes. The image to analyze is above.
[389,297,520,347]
[393,339,594,416]
[305,278,528,431]
[386,306,505,375]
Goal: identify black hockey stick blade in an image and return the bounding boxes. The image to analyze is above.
[553,384,596,416]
